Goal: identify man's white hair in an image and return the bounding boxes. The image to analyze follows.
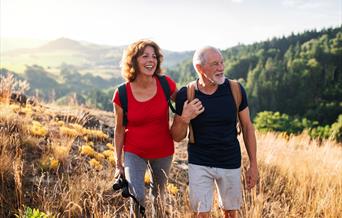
[192,46,221,72]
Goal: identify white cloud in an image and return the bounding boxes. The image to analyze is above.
[282,0,301,7]
[282,0,327,9]
[231,0,243,3]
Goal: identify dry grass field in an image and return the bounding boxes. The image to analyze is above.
[0,75,341,217]
[0,100,340,218]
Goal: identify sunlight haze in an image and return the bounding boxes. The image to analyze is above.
[1,0,341,51]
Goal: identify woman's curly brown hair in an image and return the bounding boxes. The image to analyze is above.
[121,39,164,82]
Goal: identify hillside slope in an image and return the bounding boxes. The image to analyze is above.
[0,93,341,217]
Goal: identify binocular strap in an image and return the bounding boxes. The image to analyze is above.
[127,193,146,217]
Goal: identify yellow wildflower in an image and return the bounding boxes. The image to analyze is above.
[39,156,59,170]
[106,143,114,150]
[80,145,95,157]
[107,155,116,166]
[144,172,151,185]
[89,158,102,170]
[30,121,48,137]
[102,150,114,158]
[57,120,65,126]
[167,183,179,195]
[86,129,108,140]
[70,123,84,132]
[49,158,59,170]
[95,152,105,161]
[60,126,80,138]
[86,141,94,147]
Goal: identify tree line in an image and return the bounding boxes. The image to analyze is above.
[166,27,342,127]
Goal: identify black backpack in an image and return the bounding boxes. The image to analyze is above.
[117,75,176,126]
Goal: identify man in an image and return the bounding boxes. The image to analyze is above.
[171,46,258,218]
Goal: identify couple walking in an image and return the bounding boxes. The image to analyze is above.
[113,39,258,218]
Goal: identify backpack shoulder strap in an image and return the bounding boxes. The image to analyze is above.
[186,80,197,103]
[186,80,197,143]
[228,79,242,134]
[158,75,176,113]
[228,79,242,112]
[118,83,128,126]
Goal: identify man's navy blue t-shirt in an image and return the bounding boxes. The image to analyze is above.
[175,79,248,169]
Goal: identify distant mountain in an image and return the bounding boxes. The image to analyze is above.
[0,37,47,53]
[1,37,192,78]
[38,37,92,51]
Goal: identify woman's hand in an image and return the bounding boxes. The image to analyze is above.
[115,162,125,177]
[180,98,205,123]
[170,98,204,142]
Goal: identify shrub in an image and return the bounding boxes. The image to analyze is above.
[254,111,341,142]
[308,125,331,140]
[16,206,51,218]
[0,73,29,103]
[330,115,342,142]
[254,111,305,134]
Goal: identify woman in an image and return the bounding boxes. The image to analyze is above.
[113,39,177,217]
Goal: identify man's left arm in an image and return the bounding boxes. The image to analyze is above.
[239,107,259,190]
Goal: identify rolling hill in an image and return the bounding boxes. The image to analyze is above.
[0,37,192,78]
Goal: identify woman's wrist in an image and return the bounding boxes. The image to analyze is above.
[115,158,123,166]
[179,115,190,124]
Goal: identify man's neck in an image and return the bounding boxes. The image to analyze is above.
[198,77,218,95]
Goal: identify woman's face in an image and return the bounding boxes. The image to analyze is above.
[136,45,158,77]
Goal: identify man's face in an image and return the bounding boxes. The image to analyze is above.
[201,50,225,85]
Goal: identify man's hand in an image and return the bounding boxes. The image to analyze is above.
[246,165,259,190]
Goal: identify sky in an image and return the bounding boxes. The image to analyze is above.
[0,0,341,51]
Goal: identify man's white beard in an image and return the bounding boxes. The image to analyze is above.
[204,73,225,85]
[213,74,225,85]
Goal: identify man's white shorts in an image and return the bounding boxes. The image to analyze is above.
[188,164,242,212]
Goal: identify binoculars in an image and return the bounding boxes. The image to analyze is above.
[112,174,146,217]
[112,174,130,198]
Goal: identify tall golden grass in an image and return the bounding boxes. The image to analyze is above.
[0,84,341,217]
[240,132,341,218]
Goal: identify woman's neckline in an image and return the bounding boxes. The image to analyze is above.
[129,76,158,103]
